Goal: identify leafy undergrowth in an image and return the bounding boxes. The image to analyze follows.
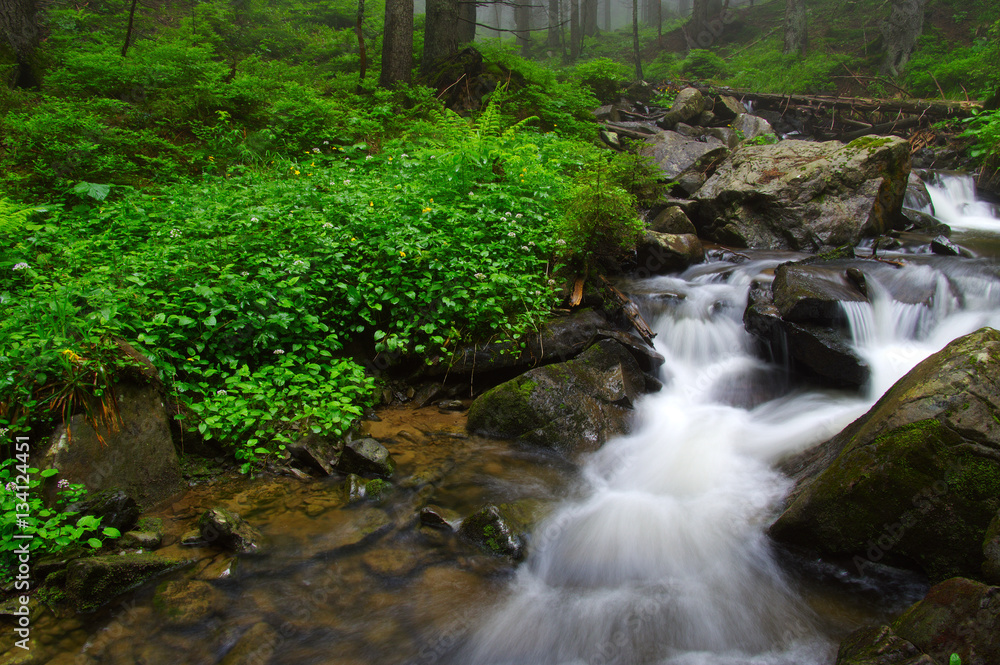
[0,104,632,472]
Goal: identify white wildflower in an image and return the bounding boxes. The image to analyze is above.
[12,262,28,271]
[323,140,330,145]
[343,180,351,185]
[521,245,530,251]
[216,389,227,396]
[504,212,512,217]
[251,217,259,222]
[241,271,249,277]
[312,147,321,153]
[556,239,567,246]
[273,349,285,355]
[474,272,486,280]
[322,222,334,229]
[4,482,16,492]
[528,241,535,246]
[547,279,557,286]
[366,155,373,161]
[169,229,181,238]
[508,232,516,237]
[516,213,523,218]
[57,479,70,489]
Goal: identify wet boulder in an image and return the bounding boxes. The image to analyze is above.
[198,507,263,554]
[693,136,911,251]
[335,438,396,479]
[286,433,339,476]
[772,262,867,326]
[466,339,649,456]
[744,282,870,389]
[835,624,937,665]
[712,95,747,122]
[635,231,705,274]
[770,327,1000,581]
[66,553,187,613]
[459,503,531,560]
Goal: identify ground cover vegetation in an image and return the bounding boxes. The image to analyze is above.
[0,0,997,568]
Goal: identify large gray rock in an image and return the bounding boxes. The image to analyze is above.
[39,381,182,507]
[731,113,776,141]
[656,87,706,129]
[641,130,729,182]
[712,95,747,122]
[649,206,697,235]
[64,488,140,535]
[770,327,1000,581]
[635,231,705,274]
[466,339,649,456]
[693,137,911,251]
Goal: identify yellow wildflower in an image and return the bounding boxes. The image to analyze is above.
[60,349,85,364]
[422,207,432,213]
[399,251,406,257]
[294,170,300,175]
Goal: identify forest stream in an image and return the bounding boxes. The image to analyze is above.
[20,173,1000,665]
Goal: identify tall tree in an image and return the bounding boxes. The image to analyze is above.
[515,0,531,52]
[457,0,477,44]
[569,0,581,60]
[582,0,597,36]
[547,0,561,47]
[782,0,807,55]
[423,0,460,72]
[355,0,368,90]
[632,0,643,79]
[379,0,414,87]
[0,0,41,88]
[880,0,927,77]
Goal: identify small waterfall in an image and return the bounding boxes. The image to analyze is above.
[456,175,1000,665]
[924,173,1000,232]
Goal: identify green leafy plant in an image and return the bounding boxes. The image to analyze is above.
[573,58,631,103]
[1,460,120,583]
[681,49,730,80]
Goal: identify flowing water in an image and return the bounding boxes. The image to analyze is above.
[13,174,1000,665]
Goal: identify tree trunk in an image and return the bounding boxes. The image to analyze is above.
[582,0,597,36]
[547,0,561,47]
[379,0,413,87]
[122,0,139,57]
[515,0,531,52]
[632,0,643,79]
[457,0,477,43]
[423,0,460,72]
[603,0,611,31]
[569,0,580,60]
[0,0,41,88]
[782,0,807,55]
[356,0,368,90]
[880,0,927,77]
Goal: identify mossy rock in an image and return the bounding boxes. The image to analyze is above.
[198,507,263,554]
[335,438,396,479]
[771,327,1000,581]
[66,553,188,613]
[467,340,649,457]
[458,504,529,560]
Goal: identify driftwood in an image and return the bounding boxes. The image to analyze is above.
[601,122,660,141]
[599,276,655,346]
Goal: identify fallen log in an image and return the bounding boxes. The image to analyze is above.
[698,87,982,119]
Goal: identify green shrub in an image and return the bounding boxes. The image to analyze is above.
[681,49,729,80]
[572,57,632,103]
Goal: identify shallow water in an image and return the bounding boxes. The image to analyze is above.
[12,174,1000,665]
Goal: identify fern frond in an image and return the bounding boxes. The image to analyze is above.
[0,198,34,238]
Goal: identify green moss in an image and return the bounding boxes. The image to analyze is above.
[364,478,392,500]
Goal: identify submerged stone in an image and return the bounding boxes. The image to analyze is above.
[459,504,528,560]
